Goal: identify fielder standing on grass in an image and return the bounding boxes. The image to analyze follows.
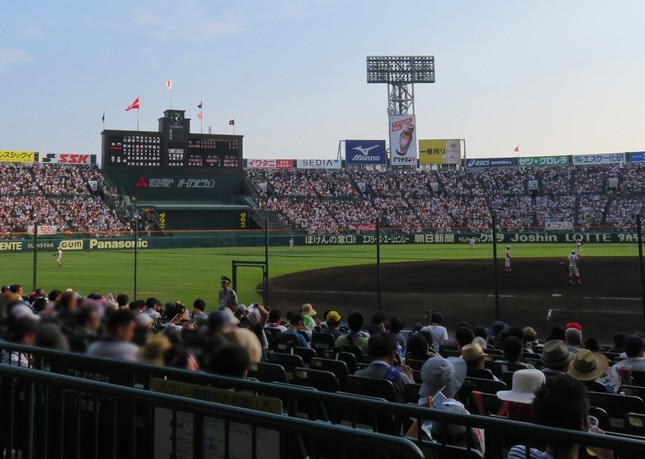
[469,237,476,249]
[577,240,583,259]
[54,246,63,268]
[504,245,512,272]
[289,237,294,253]
[567,250,582,285]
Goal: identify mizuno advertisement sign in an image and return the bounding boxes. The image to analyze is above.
[345,140,387,165]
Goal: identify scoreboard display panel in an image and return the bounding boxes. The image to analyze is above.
[106,133,163,167]
[186,137,241,168]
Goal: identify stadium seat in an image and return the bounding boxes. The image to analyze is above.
[270,333,301,353]
[588,391,645,431]
[336,352,357,374]
[404,383,421,404]
[492,361,530,378]
[335,344,364,363]
[624,412,645,437]
[266,352,304,378]
[620,385,645,400]
[292,367,339,393]
[406,359,429,371]
[466,368,496,380]
[311,332,336,352]
[345,375,397,403]
[590,406,612,432]
[248,362,288,384]
[457,377,507,410]
[417,441,484,459]
[632,371,645,387]
[469,390,504,416]
[293,346,316,364]
[334,392,399,435]
[484,348,504,357]
[309,357,350,388]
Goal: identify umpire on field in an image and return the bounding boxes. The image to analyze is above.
[219,276,238,311]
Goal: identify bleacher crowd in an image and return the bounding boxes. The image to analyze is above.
[2,282,645,457]
[247,165,645,234]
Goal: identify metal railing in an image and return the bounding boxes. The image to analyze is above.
[2,342,645,458]
[0,363,425,459]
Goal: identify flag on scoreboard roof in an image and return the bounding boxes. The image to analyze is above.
[228,119,235,125]
[125,97,140,111]
[101,112,105,123]
[197,101,202,109]
[166,79,172,90]
[514,145,520,152]
[197,112,203,119]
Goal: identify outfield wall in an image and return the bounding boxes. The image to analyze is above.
[0,230,641,253]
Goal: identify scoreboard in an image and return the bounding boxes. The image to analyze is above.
[101,109,244,202]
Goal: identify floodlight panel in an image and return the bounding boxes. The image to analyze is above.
[366,56,435,84]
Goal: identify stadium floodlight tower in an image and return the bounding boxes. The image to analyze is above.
[366,56,435,115]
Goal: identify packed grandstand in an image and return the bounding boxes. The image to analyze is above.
[1,160,645,236]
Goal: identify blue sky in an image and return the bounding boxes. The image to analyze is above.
[2,0,645,159]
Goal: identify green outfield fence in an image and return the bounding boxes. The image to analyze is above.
[2,215,645,341]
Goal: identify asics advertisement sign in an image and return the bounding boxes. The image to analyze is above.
[345,140,387,165]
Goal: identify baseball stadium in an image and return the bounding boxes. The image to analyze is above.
[4,3,645,458]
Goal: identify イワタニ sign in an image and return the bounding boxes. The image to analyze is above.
[246,159,294,169]
[418,139,461,165]
[389,115,417,166]
[518,156,569,167]
[297,159,342,169]
[344,140,387,165]
[0,151,36,163]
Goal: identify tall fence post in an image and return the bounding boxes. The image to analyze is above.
[32,226,38,292]
[265,219,269,308]
[637,214,645,331]
[376,218,382,312]
[492,215,500,321]
[134,213,139,299]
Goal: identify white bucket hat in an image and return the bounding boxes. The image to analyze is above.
[496,369,545,404]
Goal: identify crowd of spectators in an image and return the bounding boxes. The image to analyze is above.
[247,163,645,233]
[0,164,130,235]
[2,283,642,457]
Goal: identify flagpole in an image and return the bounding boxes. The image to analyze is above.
[200,113,203,134]
[137,109,139,131]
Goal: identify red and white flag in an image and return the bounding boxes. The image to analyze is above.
[197,112,203,119]
[166,79,172,90]
[228,119,235,125]
[125,97,140,111]
[514,145,520,152]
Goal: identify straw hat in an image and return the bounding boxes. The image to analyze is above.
[497,369,546,404]
[540,340,575,368]
[301,303,317,316]
[137,334,172,366]
[460,343,486,362]
[567,349,609,381]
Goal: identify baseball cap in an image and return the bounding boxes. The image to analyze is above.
[566,322,583,332]
[523,327,537,339]
[326,311,341,323]
[236,304,247,313]
[220,276,231,283]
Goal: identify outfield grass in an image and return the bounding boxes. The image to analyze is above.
[1,242,637,310]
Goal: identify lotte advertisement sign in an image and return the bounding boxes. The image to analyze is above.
[389,115,417,166]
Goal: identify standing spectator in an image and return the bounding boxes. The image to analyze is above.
[86,309,139,361]
[421,311,448,352]
[218,276,237,311]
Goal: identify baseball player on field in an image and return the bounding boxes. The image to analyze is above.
[567,250,581,285]
[469,237,476,250]
[504,245,512,272]
[54,246,63,268]
[577,241,583,259]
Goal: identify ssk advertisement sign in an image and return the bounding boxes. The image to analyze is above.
[40,153,96,165]
[389,115,417,166]
[344,140,387,165]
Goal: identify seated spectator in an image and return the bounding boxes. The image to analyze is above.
[584,337,601,352]
[472,336,488,350]
[612,334,645,371]
[335,311,369,354]
[540,340,574,377]
[354,332,413,403]
[507,375,613,459]
[300,303,317,331]
[137,334,172,366]
[323,311,344,338]
[365,312,386,336]
[116,294,129,310]
[461,343,490,372]
[69,306,101,352]
[190,299,208,320]
[609,332,627,354]
[145,297,162,321]
[389,316,406,353]
[281,313,309,348]
[406,333,436,361]
[86,309,139,361]
[496,369,545,421]
[163,302,194,333]
[565,328,582,353]
[406,356,484,453]
[265,309,287,332]
[496,337,532,374]
[523,327,538,350]
[567,348,623,393]
[420,311,448,352]
[35,323,70,351]
[546,325,566,342]
[2,316,38,367]
[164,344,199,370]
[129,299,146,314]
[454,327,475,350]
[207,344,251,378]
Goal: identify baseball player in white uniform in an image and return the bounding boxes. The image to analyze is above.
[289,238,294,253]
[55,246,63,268]
[504,245,512,272]
[577,241,583,259]
[469,237,476,250]
[568,250,581,285]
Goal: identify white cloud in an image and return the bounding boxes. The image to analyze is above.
[0,49,32,72]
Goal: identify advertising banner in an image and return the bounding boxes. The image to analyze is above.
[355,223,376,232]
[389,115,417,166]
[345,140,387,165]
[246,159,294,169]
[297,159,342,169]
[0,151,36,163]
[572,153,625,165]
[518,156,569,167]
[40,153,96,165]
[465,158,515,169]
[27,225,58,236]
[545,221,574,231]
[418,139,461,165]
[629,152,645,163]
